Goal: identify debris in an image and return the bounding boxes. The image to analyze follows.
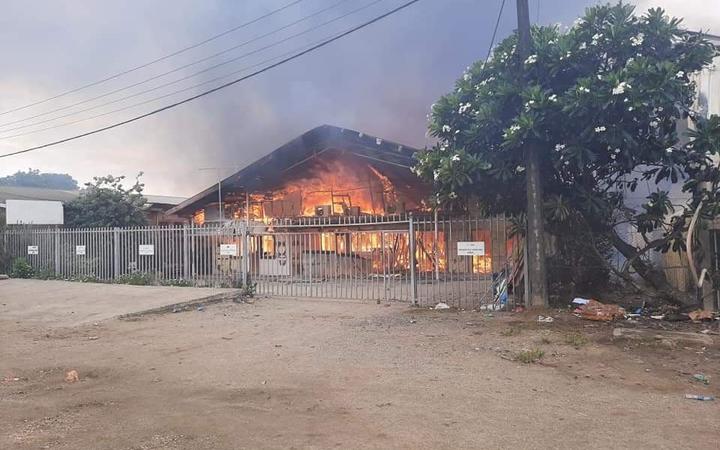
[64,370,80,383]
[197,305,205,312]
[685,394,715,401]
[537,316,554,323]
[172,307,180,313]
[434,302,450,310]
[650,315,665,320]
[688,309,714,322]
[693,374,710,385]
[261,380,267,385]
[0,274,9,280]
[572,298,591,305]
[612,328,714,347]
[409,319,417,324]
[87,336,99,341]
[221,336,233,340]
[578,300,625,321]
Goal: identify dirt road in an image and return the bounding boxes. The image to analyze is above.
[1,296,718,449]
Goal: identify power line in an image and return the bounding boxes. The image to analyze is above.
[0,34,327,140]
[0,0,382,137]
[0,0,360,131]
[0,0,306,117]
[485,0,507,63]
[0,0,423,159]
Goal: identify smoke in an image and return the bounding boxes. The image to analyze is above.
[0,0,597,196]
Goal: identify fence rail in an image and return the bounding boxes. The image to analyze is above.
[0,216,513,309]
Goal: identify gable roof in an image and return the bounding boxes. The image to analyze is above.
[167,125,421,216]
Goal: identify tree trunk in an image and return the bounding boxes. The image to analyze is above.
[609,229,696,306]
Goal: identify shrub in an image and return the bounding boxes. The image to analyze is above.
[10,258,34,279]
[116,272,155,285]
[515,348,545,364]
[564,333,589,348]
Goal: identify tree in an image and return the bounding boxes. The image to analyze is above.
[414,3,720,303]
[0,168,78,190]
[64,174,148,227]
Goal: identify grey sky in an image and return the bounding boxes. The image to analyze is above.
[0,0,709,196]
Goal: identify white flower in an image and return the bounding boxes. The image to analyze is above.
[555,144,566,152]
[463,73,471,81]
[433,170,440,180]
[578,42,587,50]
[612,81,631,95]
[657,106,663,112]
[548,94,558,102]
[666,147,673,153]
[524,54,538,65]
[614,148,621,154]
[595,126,606,133]
[451,154,460,161]
[630,33,644,47]
[628,106,634,111]
[548,39,556,45]
[449,192,458,199]
[591,33,602,45]
[626,57,635,65]
[515,165,525,173]
[564,160,570,166]
[442,125,452,133]
[676,70,685,78]
[610,154,616,160]
[573,17,585,27]
[458,103,472,114]
[650,120,659,128]
[578,86,590,94]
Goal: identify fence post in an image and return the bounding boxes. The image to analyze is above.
[113,227,120,280]
[241,222,249,286]
[182,224,190,281]
[54,227,60,276]
[408,213,418,306]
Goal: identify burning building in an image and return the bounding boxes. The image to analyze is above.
[167,125,430,223]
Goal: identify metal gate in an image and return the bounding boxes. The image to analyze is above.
[1,215,512,309]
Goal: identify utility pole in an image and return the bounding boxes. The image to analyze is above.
[516,0,548,308]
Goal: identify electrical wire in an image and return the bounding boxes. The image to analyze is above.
[0,0,361,131]
[0,0,383,136]
[485,0,507,63]
[0,0,423,159]
[0,0,306,117]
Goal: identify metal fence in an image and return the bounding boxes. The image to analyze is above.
[0,215,513,309]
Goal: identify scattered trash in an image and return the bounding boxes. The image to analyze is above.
[261,380,267,385]
[172,307,180,313]
[693,374,710,385]
[64,370,80,383]
[685,394,715,401]
[480,304,503,311]
[221,336,233,340]
[572,298,591,305]
[688,309,713,322]
[577,300,625,321]
[409,319,417,324]
[87,336,99,341]
[197,305,205,312]
[650,315,665,320]
[434,302,450,310]
[537,316,554,323]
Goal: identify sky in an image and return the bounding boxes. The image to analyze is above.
[0,0,715,197]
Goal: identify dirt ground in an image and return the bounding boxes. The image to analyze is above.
[1,295,719,449]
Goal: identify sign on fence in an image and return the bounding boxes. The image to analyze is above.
[138,244,155,256]
[27,245,39,255]
[219,244,238,256]
[457,241,485,256]
[75,245,86,256]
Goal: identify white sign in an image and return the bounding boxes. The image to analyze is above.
[75,245,86,256]
[138,244,155,256]
[7,199,64,225]
[457,241,485,256]
[27,245,39,255]
[219,244,238,256]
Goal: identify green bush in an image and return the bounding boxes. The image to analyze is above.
[116,272,155,285]
[10,258,34,279]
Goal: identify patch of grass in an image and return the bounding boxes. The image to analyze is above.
[564,332,589,348]
[515,348,545,364]
[500,327,521,337]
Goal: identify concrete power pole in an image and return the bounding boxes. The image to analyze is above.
[516,0,548,308]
